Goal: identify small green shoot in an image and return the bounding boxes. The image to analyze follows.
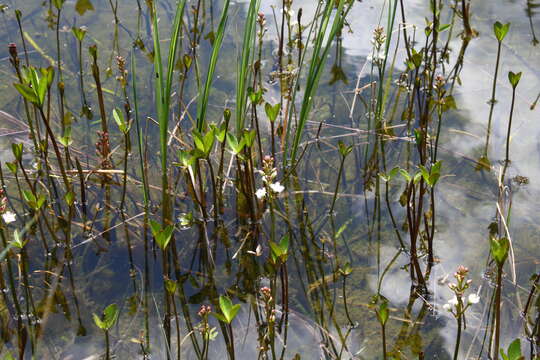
[500,338,523,360]
[490,237,510,266]
[213,295,241,324]
[493,22,510,42]
[269,234,289,263]
[508,71,522,88]
[149,220,175,250]
[93,303,119,331]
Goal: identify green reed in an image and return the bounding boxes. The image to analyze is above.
[235,0,261,134]
[287,0,352,166]
[197,0,229,132]
[151,0,186,225]
[1,1,537,359]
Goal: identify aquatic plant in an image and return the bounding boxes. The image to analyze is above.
[0,0,538,359]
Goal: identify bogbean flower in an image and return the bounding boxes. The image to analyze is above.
[256,156,285,200]
[442,265,480,317]
[468,293,480,305]
[197,305,211,318]
[280,7,294,18]
[2,211,16,224]
[269,182,284,194]
[256,188,267,199]
[0,190,14,225]
[369,26,387,67]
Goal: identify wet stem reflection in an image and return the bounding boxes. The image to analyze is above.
[0,0,538,359]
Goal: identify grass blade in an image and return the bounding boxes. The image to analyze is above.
[235,0,261,134]
[196,0,230,132]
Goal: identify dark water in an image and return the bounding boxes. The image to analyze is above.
[0,0,539,359]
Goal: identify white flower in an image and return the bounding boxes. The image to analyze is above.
[2,211,16,224]
[255,187,267,199]
[368,51,386,64]
[442,303,452,312]
[447,296,458,306]
[261,169,277,184]
[280,7,294,17]
[269,182,284,194]
[468,293,480,305]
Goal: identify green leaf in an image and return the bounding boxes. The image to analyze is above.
[13,83,38,105]
[11,143,23,161]
[93,303,119,331]
[248,87,263,104]
[265,102,281,123]
[507,338,522,360]
[11,230,26,249]
[75,0,94,16]
[211,312,227,323]
[177,150,196,168]
[376,300,389,326]
[214,123,227,143]
[203,129,215,154]
[226,133,245,154]
[508,71,522,88]
[64,191,75,206]
[149,220,174,250]
[441,95,457,112]
[217,295,241,324]
[5,162,17,174]
[113,108,128,133]
[338,140,352,157]
[165,279,177,294]
[399,169,411,182]
[93,313,105,330]
[71,26,87,42]
[269,234,289,262]
[413,171,422,185]
[2,351,15,360]
[335,219,351,239]
[22,190,45,210]
[22,190,36,206]
[379,172,390,182]
[437,23,451,32]
[52,0,65,10]
[388,167,399,180]
[419,161,442,187]
[243,129,256,148]
[339,262,353,276]
[183,54,192,70]
[410,51,423,69]
[37,75,48,106]
[36,195,46,210]
[102,303,119,329]
[419,165,430,185]
[41,67,55,87]
[490,236,510,266]
[89,44,98,60]
[414,128,423,146]
[193,130,205,153]
[493,21,510,42]
[59,126,73,147]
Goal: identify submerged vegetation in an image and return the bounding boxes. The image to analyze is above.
[0,0,538,359]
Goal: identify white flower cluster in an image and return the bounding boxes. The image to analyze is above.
[2,211,16,224]
[369,26,387,67]
[256,156,285,200]
[256,182,284,199]
[442,293,480,312]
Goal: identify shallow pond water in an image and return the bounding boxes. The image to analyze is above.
[0,0,539,359]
